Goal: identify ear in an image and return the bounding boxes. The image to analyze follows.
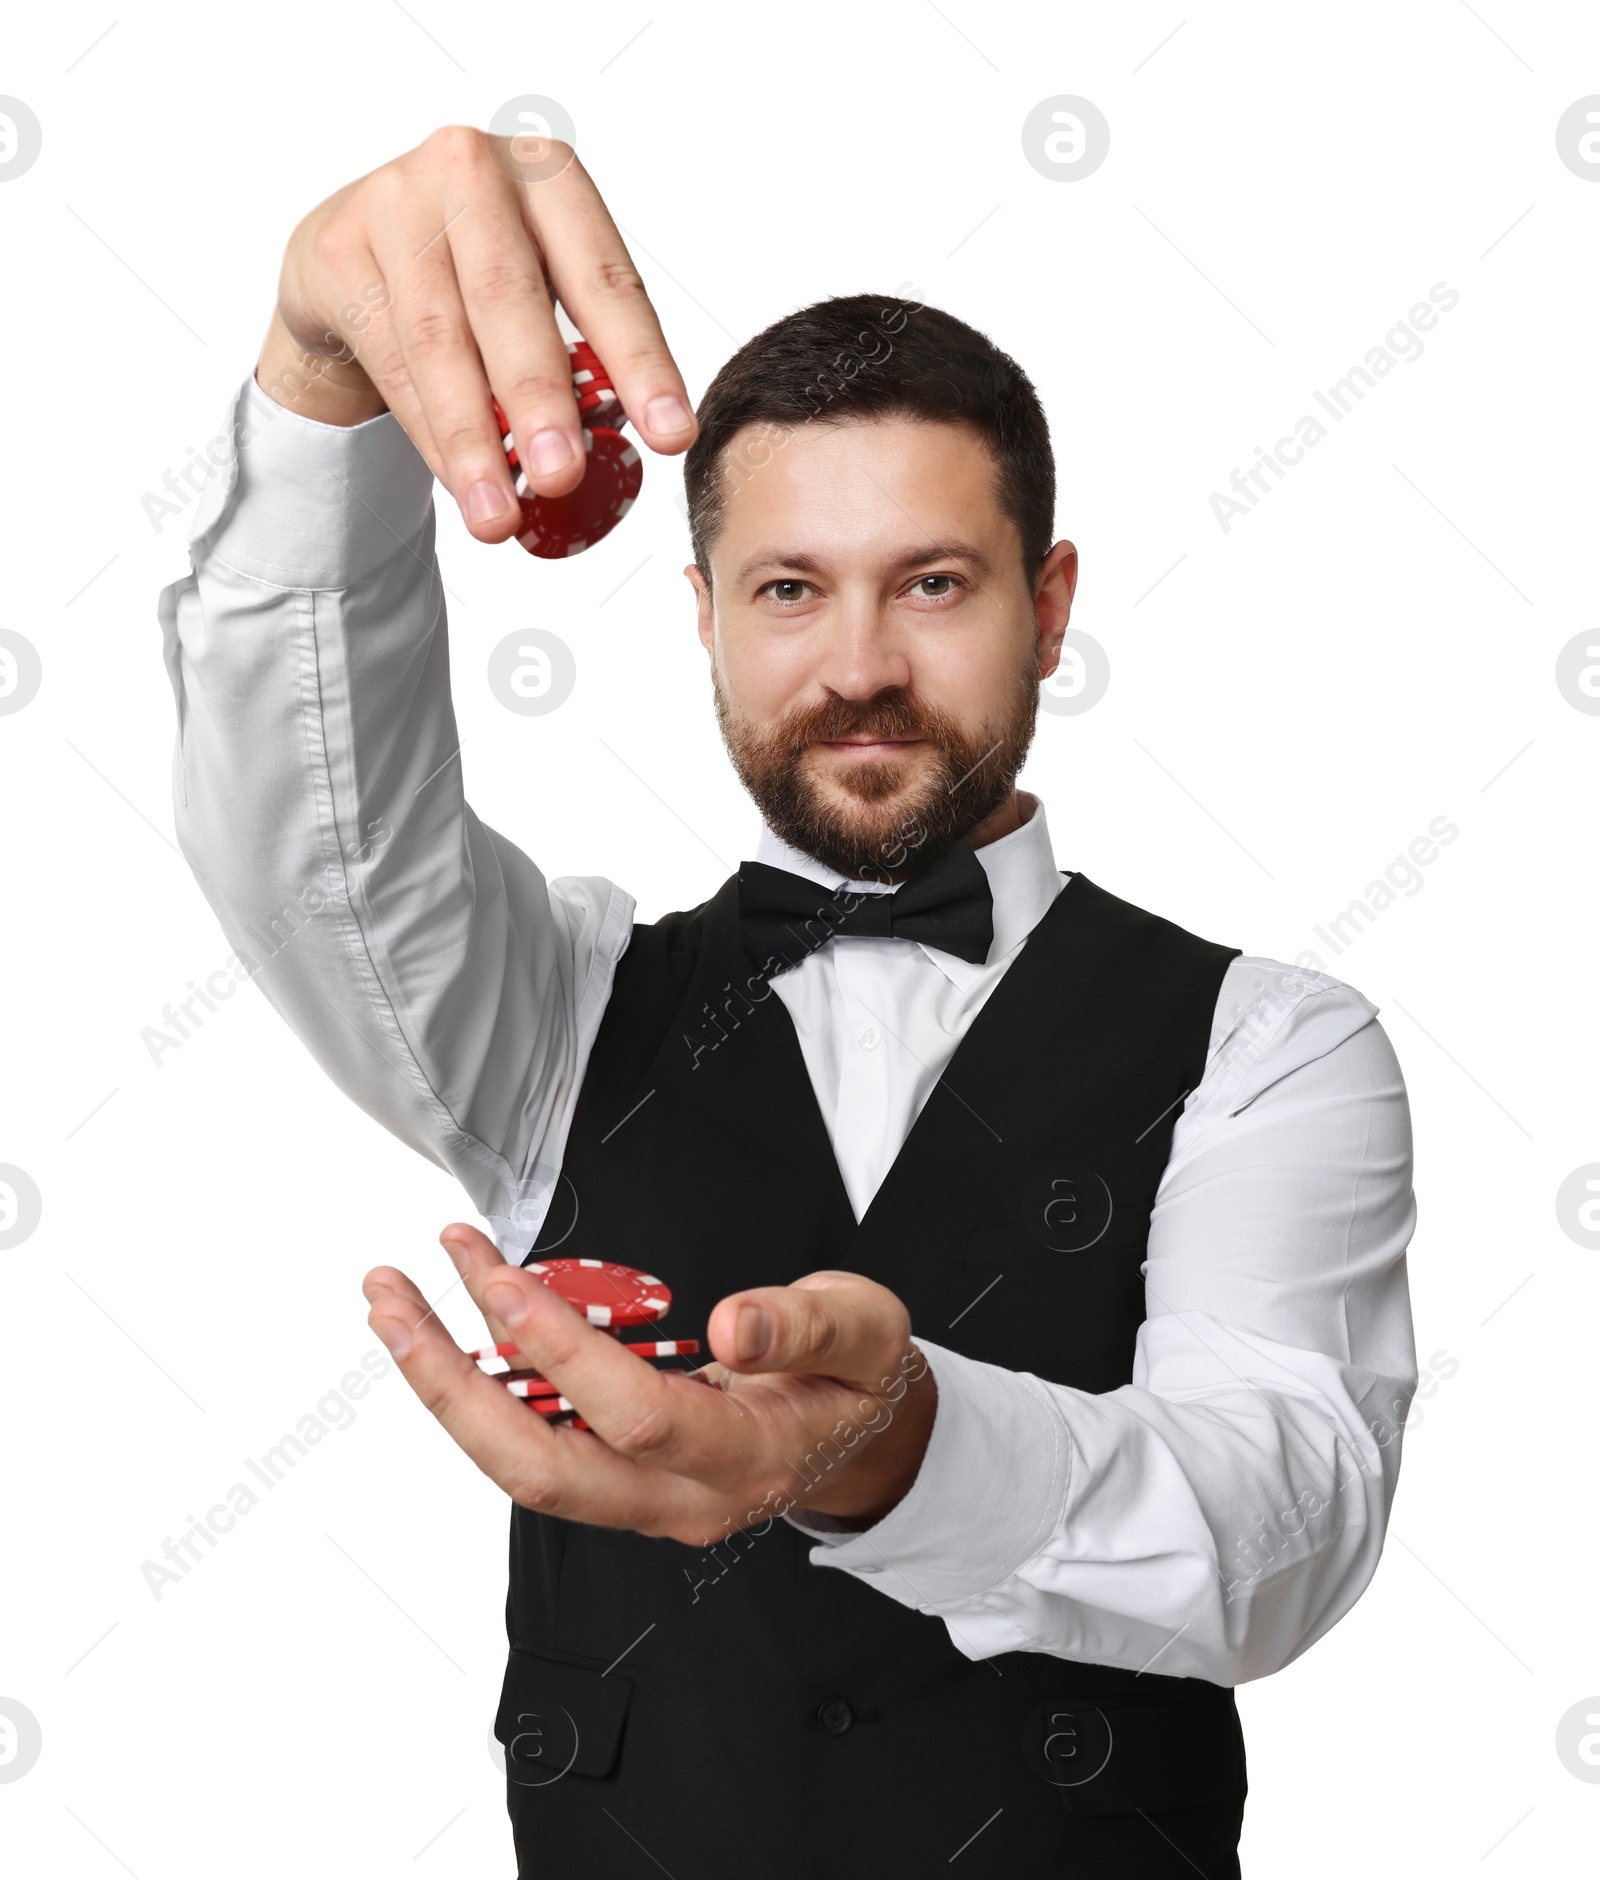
[685,563,714,655]
[1033,540,1078,681]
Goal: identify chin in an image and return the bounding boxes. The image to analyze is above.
[807,780,935,869]
[817,793,915,839]
[808,748,925,807]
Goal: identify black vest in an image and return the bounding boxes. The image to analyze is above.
[496,872,1247,1878]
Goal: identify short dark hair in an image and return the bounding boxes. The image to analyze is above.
[684,293,1056,585]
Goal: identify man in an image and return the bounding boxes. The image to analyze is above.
[158,127,1416,1877]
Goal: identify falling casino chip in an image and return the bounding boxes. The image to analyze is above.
[512,425,641,558]
[492,336,642,558]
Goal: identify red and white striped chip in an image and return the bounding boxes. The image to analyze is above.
[491,333,641,559]
[470,1337,700,1374]
[463,1257,704,1427]
[512,426,640,559]
[524,1257,670,1328]
[510,1383,574,1407]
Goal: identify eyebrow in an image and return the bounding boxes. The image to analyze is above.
[733,540,996,584]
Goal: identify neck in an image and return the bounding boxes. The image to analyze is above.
[863,789,1028,885]
[962,788,1028,853]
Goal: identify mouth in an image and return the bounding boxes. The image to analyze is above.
[812,736,926,762]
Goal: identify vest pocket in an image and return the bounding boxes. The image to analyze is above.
[1023,1696,1244,1816]
[495,1641,636,1783]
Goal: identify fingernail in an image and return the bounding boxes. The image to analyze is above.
[643,394,692,436]
[526,429,574,476]
[734,1305,773,1363]
[466,479,509,524]
[486,1283,527,1328]
[441,1236,468,1274]
[372,1317,412,1360]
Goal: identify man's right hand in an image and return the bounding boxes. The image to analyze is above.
[255,125,698,543]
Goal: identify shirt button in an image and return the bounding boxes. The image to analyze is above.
[857,1026,881,1052]
[817,1698,855,1737]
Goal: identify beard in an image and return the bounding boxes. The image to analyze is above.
[714,647,1042,881]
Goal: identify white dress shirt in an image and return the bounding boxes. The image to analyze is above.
[157,376,1418,1688]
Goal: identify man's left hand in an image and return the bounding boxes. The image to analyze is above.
[362,1226,938,1547]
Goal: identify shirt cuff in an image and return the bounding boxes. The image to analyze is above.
[186,374,436,589]
[802,1339,1071,1609]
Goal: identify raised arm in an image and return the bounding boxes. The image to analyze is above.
[156,127,697,1250]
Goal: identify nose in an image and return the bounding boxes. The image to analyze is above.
[815,596,912,701]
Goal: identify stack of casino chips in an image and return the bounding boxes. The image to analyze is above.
[492,338,643,558]
[469,1257,704,1430]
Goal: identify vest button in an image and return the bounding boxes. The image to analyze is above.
[816,1698,855,1737]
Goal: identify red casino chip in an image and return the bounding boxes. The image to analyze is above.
[471,1257,715,1425]
[525,1257,671,1328]
[576,385,623,423]
[567,340,608,386]
[490,332,641,558]
[518,1388,576,1411]
[471,1337,700,1375]
[504,422,641,559]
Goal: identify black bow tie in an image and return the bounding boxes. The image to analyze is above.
[737,846,995,973]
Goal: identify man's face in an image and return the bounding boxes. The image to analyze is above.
[688,417,1076,879]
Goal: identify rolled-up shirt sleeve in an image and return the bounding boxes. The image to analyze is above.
[804,959,1418,1687]
[156,375,633,1252]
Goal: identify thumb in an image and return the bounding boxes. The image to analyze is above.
[707,1271,910,1383]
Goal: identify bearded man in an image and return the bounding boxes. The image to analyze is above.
[158,126,1417,1879]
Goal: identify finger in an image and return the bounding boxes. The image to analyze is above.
[279,200,450,495]
[309,242,449,494]
[365,203,530,544]
[441,1224,687,1394]
[437,1221,533,1356]
[438,167,591,500]
[707,1272,912,1385]
[510,149,698,456]
[360,1261,681,1524]
[477,1264,739,1476]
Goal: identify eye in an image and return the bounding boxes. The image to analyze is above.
[760,579,814,605]
[909,573,961,599]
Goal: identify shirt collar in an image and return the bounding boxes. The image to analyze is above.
[750,793,1066,985]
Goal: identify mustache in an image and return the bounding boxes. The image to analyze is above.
[769,690,955,751]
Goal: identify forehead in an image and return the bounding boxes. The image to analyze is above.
[708,416,1009,570]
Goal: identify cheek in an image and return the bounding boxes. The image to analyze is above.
[717,621,816,714]
[908,640,1019,725]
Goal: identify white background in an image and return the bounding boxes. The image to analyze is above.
[2,3,1596,1874]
